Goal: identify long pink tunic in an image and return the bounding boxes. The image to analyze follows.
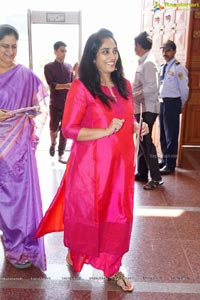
[36,79,135,276]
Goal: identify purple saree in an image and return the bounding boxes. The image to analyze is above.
[0,64,48,270]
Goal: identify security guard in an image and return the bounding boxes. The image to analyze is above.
[159,40,189,175]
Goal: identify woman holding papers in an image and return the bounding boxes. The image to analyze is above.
[0,24,47,270]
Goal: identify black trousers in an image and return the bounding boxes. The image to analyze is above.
[49,105,67,156]
[135,112,161,181]
[159,97,182,169]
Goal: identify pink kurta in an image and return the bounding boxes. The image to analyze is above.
[36,79,135,276]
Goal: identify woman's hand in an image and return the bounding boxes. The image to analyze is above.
[77,118,125,141]
[73,62,79,79]
[0,110,13,122]
[106,118,125,135]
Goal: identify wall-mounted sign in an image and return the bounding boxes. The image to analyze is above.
[46,13,65,23]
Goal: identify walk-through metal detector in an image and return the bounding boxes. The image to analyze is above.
[27,10,82,70]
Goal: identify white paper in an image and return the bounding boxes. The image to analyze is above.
[6,106,40,114]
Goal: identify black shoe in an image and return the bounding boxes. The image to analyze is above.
[135,173,148,182]
[159,161,165,169]
[143,179,164,190]
[49,145,55,157]
[58,154,68,164]
[160,166,175,175]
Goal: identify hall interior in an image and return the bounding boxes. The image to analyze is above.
[1,1,200,299]
[0,119,200,299]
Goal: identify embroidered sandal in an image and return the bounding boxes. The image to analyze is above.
[107,271,134,292]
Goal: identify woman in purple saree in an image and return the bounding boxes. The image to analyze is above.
[0,24,47,270]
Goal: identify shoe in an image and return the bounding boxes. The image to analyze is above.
[143,179,164,190]
[58,154,68,164]
[49,145,55,157]
[107,271,134,292]
[159,161,165,169]
[135,173,148,182]
[12,260,32,269]
[160,166,175,175]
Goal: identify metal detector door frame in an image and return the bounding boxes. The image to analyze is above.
[27,9,82,69]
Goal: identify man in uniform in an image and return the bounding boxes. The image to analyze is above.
[159,40,189,174]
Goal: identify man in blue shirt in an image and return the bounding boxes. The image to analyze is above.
[159,40,189,174]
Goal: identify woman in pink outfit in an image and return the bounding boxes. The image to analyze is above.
[36,28,148,292]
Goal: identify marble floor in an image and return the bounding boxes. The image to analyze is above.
[0,124,200,299]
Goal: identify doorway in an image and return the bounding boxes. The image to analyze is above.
[27,10,81,151]
[27,10,82,76]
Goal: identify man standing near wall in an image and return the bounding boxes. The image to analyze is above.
[159,40,189,175]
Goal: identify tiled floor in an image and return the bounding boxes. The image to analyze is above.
[0,123,200,299]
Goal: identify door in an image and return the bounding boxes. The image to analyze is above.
[141,0,191,165]
[182,6,200,147]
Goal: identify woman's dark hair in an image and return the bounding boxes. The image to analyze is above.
[0,24,19,41]
[78,28,129,107]
[134,31,152,50]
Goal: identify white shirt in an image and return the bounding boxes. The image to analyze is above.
[132,51,160,114]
